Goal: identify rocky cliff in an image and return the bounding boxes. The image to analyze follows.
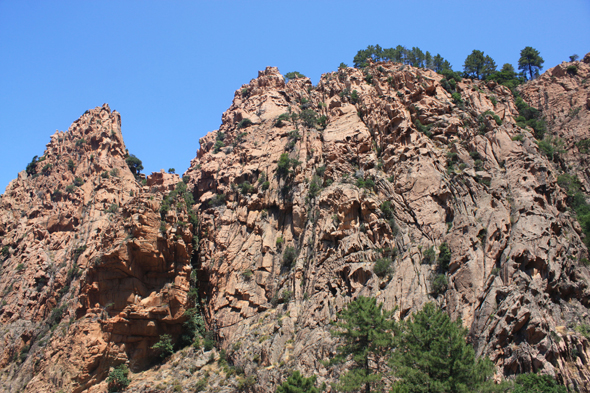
[1,55,589,392]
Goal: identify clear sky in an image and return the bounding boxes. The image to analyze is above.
[1,0,589,193]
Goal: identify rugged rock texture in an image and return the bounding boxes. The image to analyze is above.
[519,56,590,188]
[0,105,193,392]
[1,57,590,392]
[180,63,590,392]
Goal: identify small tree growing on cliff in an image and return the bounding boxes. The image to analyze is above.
[106,364,130,392]
[125,154,143,179]
[331,296,394,393]
[390,303,496,393]
[276,370,321,393]
[152,334,174,359]
[518,47,544,80]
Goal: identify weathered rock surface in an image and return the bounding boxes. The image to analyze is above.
[179,63,590,392]
[1,57,590,392]
[519,54,590,187]
[0,105,193,392]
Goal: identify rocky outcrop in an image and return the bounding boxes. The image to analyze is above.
[519,54,590,187]
[178,63,590,392]
[1,58,590,392]
[0,105,194,392]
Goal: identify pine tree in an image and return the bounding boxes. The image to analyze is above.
[276,370,321,393]
[464,50,496,80]
[390,303,496,393]
[331,296,394,393]
[518,46,544,80]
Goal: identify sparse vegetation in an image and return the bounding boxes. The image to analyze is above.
[283,246,297,269]
[285,71,306,81]
[208,193,226,207]
[237,118,252,129]
[152,334,174,359]
[374,257,393,278]
[107,364,130,392]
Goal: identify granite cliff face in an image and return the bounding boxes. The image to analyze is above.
[1,55,589,392]
[0,106,193,392]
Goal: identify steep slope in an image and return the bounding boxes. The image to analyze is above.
[1,57,590,393]
[519,53,590,189]
[0,105,194,392]
[135,62,589,391]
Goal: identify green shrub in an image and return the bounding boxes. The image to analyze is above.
[42,164,52,174]
[275,113,290,127]
[300,109,318,128]
[110,168,119,177]
[237,118,252,129]
[242,269,253,280]
[515,96,546,139]
[208,194,226,207]
[65,185,75,193]
[356,177,375,190]
[537,136,565,162]
[451,92,462,104]
[438,242,451,272]
[68,159,75,172]
[276,236,284,249]
[101,171,109,179]
[374,258,393,278]
[72,246,86,263]
[318,115,328,129]
[237,375,257,391]
[575,324,590,339]
[75,138,86,147]
[48,304,66,327]
[380,201,394,220]
[512,134,524,142]
[576,139,590,154]
[107,364,130,393]
[203,331,215,351]
[422,246,435,264]
[430,274,448,296]
[107,204,118,213]
[151,334,174,358]
[513,373,567,393]
[239,181,255,195]
[414,118,433,138]
[277,153,292,177]
[26,156,39,175]
[16,263,25,271]
[282,289,293,303]
[276,370,320,393]
[567,65,578,76]
[73,177,84,186]
[351,90,359,104]
[283,246,297,268]
[213,140,225,153]
[308,175,322,199]
[490,96,497,106]
[285,71,306,81]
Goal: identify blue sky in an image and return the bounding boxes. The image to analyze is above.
[1,0,589,193]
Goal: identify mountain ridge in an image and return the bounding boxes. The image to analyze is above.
[0,54,589,392]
